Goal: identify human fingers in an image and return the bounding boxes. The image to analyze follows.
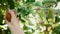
[8,10,17,18]
[4,16,12,27]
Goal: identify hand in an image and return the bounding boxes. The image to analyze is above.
[4,10,24,34]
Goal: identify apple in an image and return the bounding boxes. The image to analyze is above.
[6,11,11,22]
[5,10,16,22]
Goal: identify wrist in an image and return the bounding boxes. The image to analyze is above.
[11,29,24,34]
[10,25,24,34]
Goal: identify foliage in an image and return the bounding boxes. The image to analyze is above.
[0,0,60,34]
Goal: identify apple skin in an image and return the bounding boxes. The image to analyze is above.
[5,10,16,22]
[6,11,11,22]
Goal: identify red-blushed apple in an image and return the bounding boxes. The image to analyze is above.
[5,10,16,22]
[6,11,11,22]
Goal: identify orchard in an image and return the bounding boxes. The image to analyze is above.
[0,0,60,34]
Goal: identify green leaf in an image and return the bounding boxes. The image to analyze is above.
[25,31,32,34]
[53,25,60,34]
[0,29,2,34]
[23,25,30,30]
[0,10,4,25]
[25,0,35,3]
[57,0,60,2]
[6,0,15,9]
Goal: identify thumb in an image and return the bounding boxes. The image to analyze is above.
[4,16,10,24]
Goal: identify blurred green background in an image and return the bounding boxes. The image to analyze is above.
[0,0,60,34]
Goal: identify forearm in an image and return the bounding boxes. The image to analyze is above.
[9,25,24,34]
[11,29,24,34]
[4,10,24,34]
